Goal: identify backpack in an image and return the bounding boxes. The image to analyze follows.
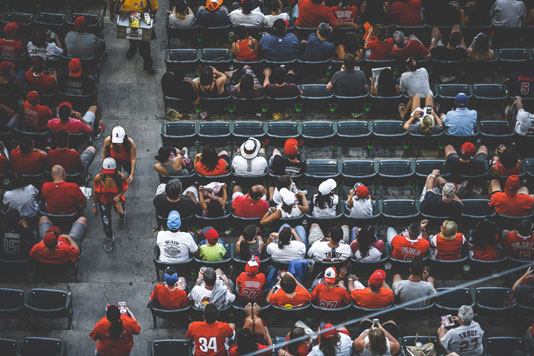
[403,331,436,356]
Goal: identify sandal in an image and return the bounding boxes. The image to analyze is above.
[398,103,406,119]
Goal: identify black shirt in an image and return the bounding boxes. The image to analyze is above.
[420,191,463,218]
[430,46,467,61]
[60,74,96,95]
[508,72,534,98]
[153,193,202,219]
[270,154,306,176]
[0,225,34,261]
[446,155,487,176]
[161,73,198,102]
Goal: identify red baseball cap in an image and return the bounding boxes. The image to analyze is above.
[245,256,260,274]
[356,185,370,199]
[368,269,386,288]
[58,101,73,111]
[460,142,476,159]
[205,228,219,244]
[68,58,82,78]
[43,226,61,248]
[26,91,39,105]
[4,22,18,36]
[74,16,87,30]
[505,175,520,197]
[0,61,15,74]
[284,138,299,157]
[321,323,337,339]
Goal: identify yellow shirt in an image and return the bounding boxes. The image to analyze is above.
[118,0,159,12]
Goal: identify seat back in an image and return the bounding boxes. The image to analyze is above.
[382,200,419,219]
[473,84,508,99]
[305,159,340,179]
[372,120,406,137]
[301,121,335,146]
[29,289,68,310]
[498,48,529,61]
[461,199,494,219]
[34,12,66,30]
[337,121,371,140]
[415,160,450,178]
[435,288,473,311]
[342,160,377,179]
[22,337,62,356]
[437,84,472,99]
[479,121,513,136]
[267,121,299,141]
[378,160,414,177]
[0,338,17,356]
[233,121,265,139]
[166,49,199,73]
[486,337,524,356]
[475,287,513,309]
[0,288,24,311]
[152,339,191,356]
[198,122,231,138]
[200,48,232,69]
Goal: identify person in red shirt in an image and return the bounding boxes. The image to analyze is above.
[42,165,87,214]
[364,24,394,60]
[236,256,266,303]
[311,267,351,308]
[149,267,188,310]
[430,220,466,261]
[229,327,272,356]
[103,126,137,183]
[194,145,230,177]
[232,184,269,218]
[384,0,423,26]
[9,137,47,175]
[389,221,430,260]
[47,101,96,134]
[502,219,534,260]
[490,144,522,176]
[295,0,359,29]
[48,130,96,174]
[489,175,534,216]
[0,22,26,59]
[186,303,235,356]
[24,56,58,94]
[469,218,501,261]
[348,269,394,309]
[90,304,141,356]
[390,30,429,61]
[0,141,9,174]
[22,91,53,131]
[29,225,80,264]
[267,272,311,308]
[331,0,358,23]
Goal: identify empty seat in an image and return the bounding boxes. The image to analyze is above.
[161,122,196,147]
[34,12,66,31]
[486,337,525,356]
[461,199,495,220]
[297,58,331,78]
[378,160,415,180]
[473,84,508,102]
[22,337,65,356]
[149,339,192,356]
[0,288,24,314]
[335,92,369,113]
[498,48,530,74]
[525,158,534,178]
[200,49,232,70]
[149,304,191,328]
[24,289,73,328]
[199,24,232,46]
[436,84,473,106]
[336,121,372,146]
[6,12,34,32]
[163,95,195,113]
[304,159,340,182]
[198,122,232,146]
[232,121,265,140]
[475,287,516,313]
[199,95,232,113]
[341,160,378,185]
[299,84,334,112]
[231,96,265,114]
[415,160,451,179]
[479,121,515,144]
[165,49,199,74]
[267,121,300,146]
[435,288,474,312]
[311,303,352,322]
[369,94,404,113]
[372,120,407,142]
[382,200,420,221]
[431,57,465,78]
[0,338,18,356]
[301,121,336,146]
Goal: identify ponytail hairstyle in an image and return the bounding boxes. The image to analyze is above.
[239,224,257,260]
[278,227,291,249]
[315,191,334,210]
[319,333,340,356]
[106,305,124,341]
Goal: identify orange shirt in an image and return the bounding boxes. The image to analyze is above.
[229,344,270,356]
[149,284,188,310]
[472,234,500,261]
[29,237,79,264]
[391,235,430,260]
[269,286,311,308]
[311,283,351,308]
[195,158,229,176]
[90,315,141,356]
[351,287,394,309]
[432,233,465,261]
[186,321,234,356]
[490,192,534,216]
[236,272,265,303]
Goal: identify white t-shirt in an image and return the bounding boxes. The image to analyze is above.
[232,155,268,176]
[168,13,196,27]
[312,194,339,217]
[267,241,306,263]
[308,332,352,356]
[3,185,40,218]
[188,284,236,309]
[27,41,63,61]
[229,8,265,26]
[440,321,484,356]
[354,246,383,261]
[348,198,373,218]
[515,109,534,135]
[358,330,391,356]
[277,203,303,218]
[264,13,290,27]
[308,241,352,262]
[156,230,198,264]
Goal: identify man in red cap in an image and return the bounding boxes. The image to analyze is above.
[22,91,53,131]
[444,142,488,177]
[47,101,98,135]
[311,267,351,308]
[29,225,81,264]
[198,228,227,261]
[59,58,96,95]
[236,256,266,303]
[65,16,106,60]
[348,269,394,309]
[24,56,58,94]
[269,138,305,177]
[0,22,26,59]
[489,175,534,216]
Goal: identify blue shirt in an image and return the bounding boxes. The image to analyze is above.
[443,108,477,135]
[196,9,230,27]
[260,33,299,62]
[302,33,335,61]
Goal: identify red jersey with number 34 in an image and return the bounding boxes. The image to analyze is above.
[186,321,234,356]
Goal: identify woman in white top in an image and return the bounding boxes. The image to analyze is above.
[266,226,306,263]
[353,320,400,356]
[312,178,339,218]
[350,226,385,261]
[263,0,290,27]
[308,324,352,356]
[2,178,40,220]
[346,183,373,218]
[27,28,63,62]
[260,187,309,224]
[168,0,196,27]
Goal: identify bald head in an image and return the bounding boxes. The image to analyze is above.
[51,165,66,181]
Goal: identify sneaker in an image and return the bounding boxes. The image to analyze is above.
[104,236,115,252]
[94,123,105,139]
[181,147,189,159]
[119,212,126,228]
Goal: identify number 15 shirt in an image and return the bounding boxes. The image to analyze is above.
[186,320,234,356]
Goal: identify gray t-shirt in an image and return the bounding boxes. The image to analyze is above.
[399,68,433,98]
[490,0,526,27]
[329,70,367,96]
[392,279,436,307]
[65,31,99,59]
[440,321,484,356]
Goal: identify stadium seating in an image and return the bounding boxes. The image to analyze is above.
[0,288,25,316]
[149,304,191,329]
[475,287,516,314]
[148,339,192,356]
[24,289,73,329]
[435,288,474,313]
[0,338,18,356]
[22,337,65,356]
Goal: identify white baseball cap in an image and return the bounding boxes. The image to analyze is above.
[324,267,336,283]
[240,137,261,160]
[111,126,125,144]
[102,157,117,173]
[318,178,337,195]
[279,188,296,206]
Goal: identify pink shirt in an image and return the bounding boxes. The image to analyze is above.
[47,118,92,134]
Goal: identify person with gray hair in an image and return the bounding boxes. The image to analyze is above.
[438,305,484,356]
[391,30,430,61]
[420,169,464,218]
[301,22,335,61]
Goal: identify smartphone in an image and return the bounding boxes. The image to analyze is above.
[441,314,454,327]
[372,319,379,327]
[426,105,432,113]
[118,301,127,315]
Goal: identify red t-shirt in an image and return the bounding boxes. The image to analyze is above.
[472,234,500,261]
[24,70,57,94]
[9,147,47,175]
[232,194,269,218]
[432,233,465,261]
[195,158,229,176]
[490,192,534,216]
[389,0,423,26]
[236,272,266,302]
[29,237,80,264]
[186,321,234,356]
[47,117,92,134]
[295,0,339,27]
[367,38,394,60]
[23,101,53,130]
[331,5,358,22]
[502,231,534,260]
[90,315,141,356]
[351,287,394,309]
[269,286,311,308]
[390,40,429,61]
[0,155,9,174]
[47,148,83,174]
[311,283,351,308]
[391,235,430,260]
[0,39,25,59]
[149,284,188,310]
[229,344,270,356]
[41,181,86,214]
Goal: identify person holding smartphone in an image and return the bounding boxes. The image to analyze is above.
[438,305,484,356]
[352,319,400,356]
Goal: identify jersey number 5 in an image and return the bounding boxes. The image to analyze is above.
[198,337,218,352]
[521,82,530,95]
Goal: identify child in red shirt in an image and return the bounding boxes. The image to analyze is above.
[149,267,188,310]
[267,272,311,308]
[311,267,351,308]
[236,256,266,303]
